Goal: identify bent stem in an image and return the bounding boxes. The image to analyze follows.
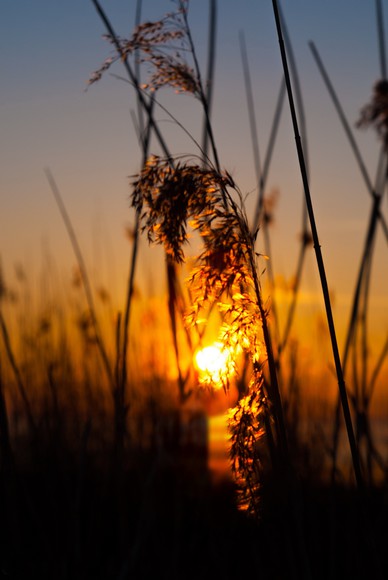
[45,169,115,392]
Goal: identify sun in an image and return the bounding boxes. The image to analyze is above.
[194,343,235,388]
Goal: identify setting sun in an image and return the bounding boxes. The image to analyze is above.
[194,344,235,388]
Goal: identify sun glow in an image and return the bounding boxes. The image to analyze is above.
[194,343,235,388]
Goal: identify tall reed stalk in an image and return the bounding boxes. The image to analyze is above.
[271,0,364,491]
[201,0,217,165]
[310,24,388,481]
[239,32,282,350]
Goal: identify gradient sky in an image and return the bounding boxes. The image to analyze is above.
[1,1,387,352]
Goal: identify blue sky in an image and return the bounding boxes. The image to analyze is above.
[1,0,387,347]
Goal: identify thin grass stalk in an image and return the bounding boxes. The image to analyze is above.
[360,254,375,482]
[360,250,374,406]
[272,9,381,577]
[44,169,115,391]
[277,5,315,359]
[309,41,388,241]
[236,43,311,567]
[357,243,383,482]
[331,152,386,477]
[119,99,155,413]
[128,0,147,150]
[341,158,385,376]
[239,33,282,349]
[114,311,122,412]
[239,31,262,202]
[201,0,217,165]
[248,73,285,232]
[368,336,388,401]
[238,33,310,550]
[352,322,361,412]
[118,216,137,396]
[134,0,145,141]
[0,311,36,433]
[251,59,309,364]
[167,260,187,402]
[258,78,286,230]
[244,9,311,361]
[180,2,222,177]
[279,4,309,176]
[255,85,285,348]
[272,0,364,491]
[110,78,209,159]
[261,225,281,350]
[130,109,142,146]
[376,0,387,80]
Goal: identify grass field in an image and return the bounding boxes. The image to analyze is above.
[1,1,387,578]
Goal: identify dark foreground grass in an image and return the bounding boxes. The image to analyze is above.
[1,416,387,580]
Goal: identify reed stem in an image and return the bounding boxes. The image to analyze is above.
[272,0,364,491]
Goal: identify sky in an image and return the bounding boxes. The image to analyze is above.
[1,0,387,354]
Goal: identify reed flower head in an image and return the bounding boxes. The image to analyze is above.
[132,155,263,373]
[228,370,269,517]
[131,156,231,263]
[88,1,200,95]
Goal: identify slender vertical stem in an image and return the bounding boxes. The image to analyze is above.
[278,3,309,177]
[239,31,262,194]
[239,33,282,348]
[115,311,122,394]
[272,0,364,491]
[259,78,286,221]
[331,150,386,475]
[181,2,222,175]
[201,0,217,164]
[120,99,155,408]
[368,335,388,401]
[134,0,145,139]
[376,0,387,80]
